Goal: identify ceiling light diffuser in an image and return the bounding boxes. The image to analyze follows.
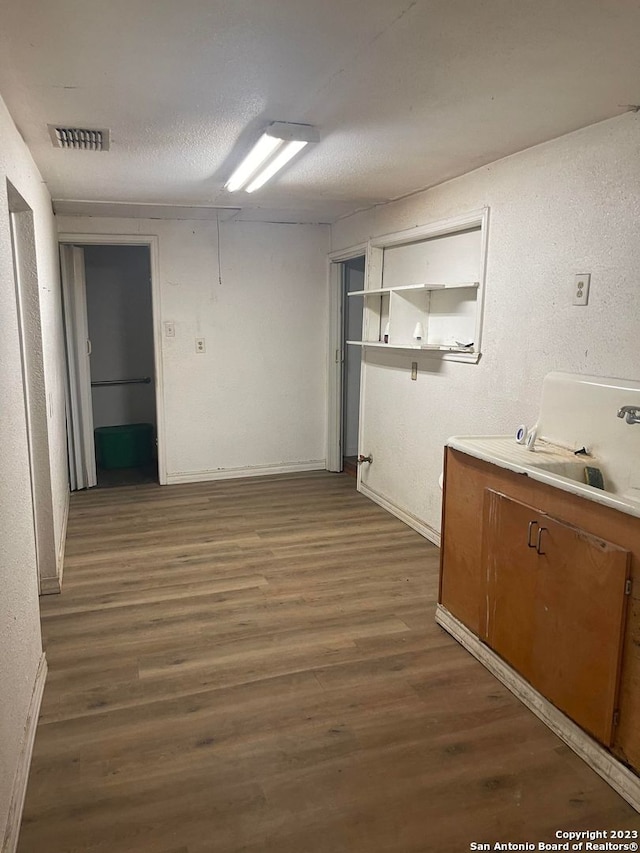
[245,140,307,193]
[225,133,281,192]
[225,122,318,193]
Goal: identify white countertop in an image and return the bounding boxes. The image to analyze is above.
[447,435,640,520]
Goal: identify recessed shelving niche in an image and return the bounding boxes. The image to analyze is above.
[347,209,488,363]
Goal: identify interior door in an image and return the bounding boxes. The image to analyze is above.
[60,244,97,489]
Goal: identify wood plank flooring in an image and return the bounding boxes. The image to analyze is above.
[18,472,639,853]
[342,457,358,479]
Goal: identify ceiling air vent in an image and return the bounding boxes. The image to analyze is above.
[48,125,110,151]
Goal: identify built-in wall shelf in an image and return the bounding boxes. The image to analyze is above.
[347,281,479,297]
[347,283,480,352]
[346,339,480,363]
[346,210,488,364]
[347,341,474,352]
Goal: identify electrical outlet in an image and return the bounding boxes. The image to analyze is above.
[195,338,206,354]
[411,361,418,381]
[164,321,175,337]
[573,273,590,306]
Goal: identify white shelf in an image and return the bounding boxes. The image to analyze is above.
[347,281,479,297]
[347,341,475,352]
[346,339,480,364]
[351,208,488,364]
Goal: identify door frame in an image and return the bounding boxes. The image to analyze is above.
[58,233,167,486]
[326,243,367,473]
[8,184,58,592]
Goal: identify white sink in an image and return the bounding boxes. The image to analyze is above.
[624,486,640,507]
[536,372,640,499]
[447,433,640,519]
[447,372,640,520]
[450,435,591,479]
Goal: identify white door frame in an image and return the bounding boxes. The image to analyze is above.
[8,188,59,593]
[58,233,167,486]
[326,243,367,472]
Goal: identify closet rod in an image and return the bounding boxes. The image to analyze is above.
[91,377,152,387]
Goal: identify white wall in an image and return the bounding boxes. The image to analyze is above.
[0,94,67,842]
[331,114,640,541]
[57,216,330,482]
[84,245,157,430]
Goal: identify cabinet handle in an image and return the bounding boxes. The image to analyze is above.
[527,520,539,548]
[536,526,547,555]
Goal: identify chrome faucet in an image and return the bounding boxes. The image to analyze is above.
[618,405,640,424]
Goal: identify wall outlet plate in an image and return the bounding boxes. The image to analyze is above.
[573,273,590,306]
[195,338,206,353]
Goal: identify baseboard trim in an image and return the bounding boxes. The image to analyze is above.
[166,460,326,486]
[2,653,47,853]
[359,483,441,546]
[435,604,640,813]
[39,576,61,595]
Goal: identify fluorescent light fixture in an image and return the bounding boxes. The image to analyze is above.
[225,133,281,192]
[225,122,318,193]
[245,140,307,192]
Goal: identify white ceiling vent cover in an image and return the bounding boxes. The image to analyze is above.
[48,125,110,151]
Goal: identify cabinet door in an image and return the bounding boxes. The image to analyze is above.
[481,490,540,682]
[483,489,630,745]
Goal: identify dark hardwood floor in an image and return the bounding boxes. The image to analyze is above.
[96,463,157,488]
[18,472,638,853]
[343,456,358,479]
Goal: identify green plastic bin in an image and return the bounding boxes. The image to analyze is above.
[95,423,155,469]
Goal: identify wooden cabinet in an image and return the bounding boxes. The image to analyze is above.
[481,489,630,745]
[439,447,640,774]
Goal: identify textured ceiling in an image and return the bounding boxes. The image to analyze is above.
[1,0,639,223]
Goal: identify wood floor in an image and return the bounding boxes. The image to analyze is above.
[19,472,638,853]
[343,456,358,479]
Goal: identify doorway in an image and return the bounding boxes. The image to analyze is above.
[86,246,157,486]
[341,256,365,478]
[59,237,165,489]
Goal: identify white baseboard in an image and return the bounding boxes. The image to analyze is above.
[359,483,441,546]
[435,604,640,813]
[39,576,61,595]
[2,654,47,853]
[166,460,326,486]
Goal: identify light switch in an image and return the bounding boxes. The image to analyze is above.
[164,321,175,337]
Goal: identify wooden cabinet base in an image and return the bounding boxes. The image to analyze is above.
[482,489,630,745]
[440,448,640,768]
[436,604,640,814]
